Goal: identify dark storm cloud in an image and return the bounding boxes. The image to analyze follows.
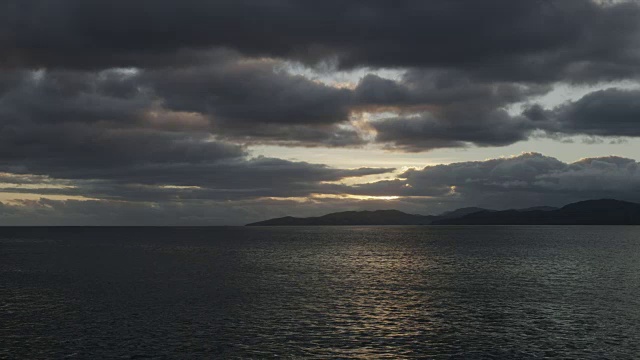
[211,123,365,148]
[0,121,391,196]
[355,71,550,108]
[0,71,28,96]
[368,79,640,151]
[371,110,534,151]
[0,69,150,127]
[144,60,352,125]
[0,65,365,148]
[138,59,362,146]
[3,0,640,83]
[525,88,640,137]
[361,69,550,151]
[0,122,393,200]
[141,64,554,150]
[143,64,550,148]
[0,123,246,175]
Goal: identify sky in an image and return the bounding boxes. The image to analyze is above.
[2,0,640,225]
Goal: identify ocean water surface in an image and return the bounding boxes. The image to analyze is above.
[2,226,640,359]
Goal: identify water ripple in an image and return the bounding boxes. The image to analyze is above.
[1,226,640,358]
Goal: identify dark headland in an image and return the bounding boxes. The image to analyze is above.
[246,199,640,226]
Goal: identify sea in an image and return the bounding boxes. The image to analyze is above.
[2,226,640,359]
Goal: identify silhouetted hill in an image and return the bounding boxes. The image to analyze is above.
[435,199,640,225]
[517,206,558,212]
[247,210,436,226]
[438,207,491,219]
[246,199,640,226]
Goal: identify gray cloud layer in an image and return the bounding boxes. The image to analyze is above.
[343,153,640,211]
[3,153,639,225]
[4,0,640,82]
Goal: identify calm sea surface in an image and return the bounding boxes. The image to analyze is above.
[2,226,640,359]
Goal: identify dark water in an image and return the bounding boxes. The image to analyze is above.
[2,226,640,359]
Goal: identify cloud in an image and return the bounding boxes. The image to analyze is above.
[3,53,640,153]
[3,152,639,225]
[363,152,640,208]
[145,60,353,125]
[356,70,550,108]
[535,156,640,192]
[0,63,367,149]
[0,124,246,177]
[2,1,640,225]
[4,0,640,84]
[0,66,394,209]
[371,82,640,151]
[0,155,394,202]
[140,59,364,146]
[371,110,534,151]
[525,88,640,137]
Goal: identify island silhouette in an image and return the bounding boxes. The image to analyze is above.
[246,199,640,226]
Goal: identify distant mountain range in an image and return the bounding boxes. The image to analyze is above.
[246,199,640,226]
[247,209,436,226]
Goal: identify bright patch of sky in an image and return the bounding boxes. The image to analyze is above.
[507,80,640,115]
[280,61,405,88]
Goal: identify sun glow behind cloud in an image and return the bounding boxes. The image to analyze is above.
[259,194,401,203]
[312,194,401,201]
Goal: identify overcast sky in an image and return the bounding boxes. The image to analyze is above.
[2,0,640,225]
